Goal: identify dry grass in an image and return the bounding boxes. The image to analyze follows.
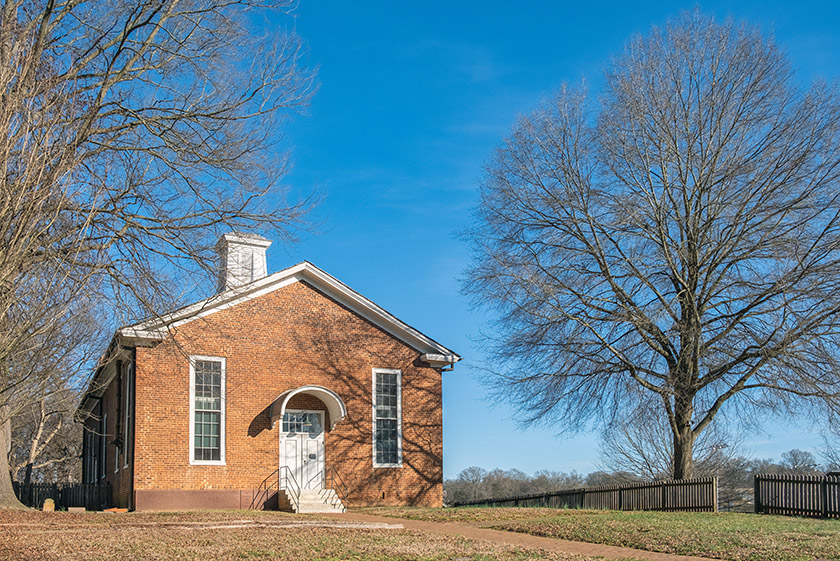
[357,507,563,523]
[0,510,597,561]
[358,507,840,561]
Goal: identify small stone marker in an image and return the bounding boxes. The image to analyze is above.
[67,507,86,513]
[42,498,55,512]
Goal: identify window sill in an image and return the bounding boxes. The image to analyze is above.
[190,460,226,466]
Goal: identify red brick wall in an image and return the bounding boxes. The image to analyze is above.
[285,394,332,429]
[132,280,443,508]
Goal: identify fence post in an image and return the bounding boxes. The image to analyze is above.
[821,476,828,519]
[754,475,761,514]
[661,481,666,511]
[713,477,718,513]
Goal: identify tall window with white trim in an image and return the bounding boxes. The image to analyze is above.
[190,357,226,464]
[373,368,402,467]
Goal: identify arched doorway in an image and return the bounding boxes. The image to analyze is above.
[269,386,347,490]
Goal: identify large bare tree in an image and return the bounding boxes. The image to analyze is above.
[0,0,314,508]
[465,11,840,480]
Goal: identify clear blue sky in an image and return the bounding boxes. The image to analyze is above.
[268,1,840,479]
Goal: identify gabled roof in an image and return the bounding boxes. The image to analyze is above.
[119,261,460,364]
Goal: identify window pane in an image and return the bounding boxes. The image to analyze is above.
[374,372,400,465]
[193,360,223,461]
[307,413,322,435]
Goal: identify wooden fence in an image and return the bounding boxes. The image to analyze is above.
[754,473,840,519]
[450,477,718,512]
[13,482,113,511]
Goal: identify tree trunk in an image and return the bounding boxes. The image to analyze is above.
[672,426,695,480]
[23,462,32,488]
[0,409,27,509]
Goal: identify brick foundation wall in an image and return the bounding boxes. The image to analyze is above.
[130,280,443,509]
[134,489,279,511]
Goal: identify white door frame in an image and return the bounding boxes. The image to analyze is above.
[280,410,325,490]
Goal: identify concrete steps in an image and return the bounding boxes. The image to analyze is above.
[280,488,345,513]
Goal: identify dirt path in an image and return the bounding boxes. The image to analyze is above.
[333,512,722,561]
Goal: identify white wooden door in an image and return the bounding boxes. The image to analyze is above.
[280,410,325,490]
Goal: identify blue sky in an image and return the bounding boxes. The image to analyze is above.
[268,1,840,479]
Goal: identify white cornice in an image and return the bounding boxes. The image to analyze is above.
[119,261,461,361]
[419,353,460,368]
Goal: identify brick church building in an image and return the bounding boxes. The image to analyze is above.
[76,233,460,511]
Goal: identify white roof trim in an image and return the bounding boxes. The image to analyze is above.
[269,385,347,430]
[420,353,460,368]
[118,261,460,359]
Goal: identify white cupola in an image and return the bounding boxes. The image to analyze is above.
[216,232,272,292]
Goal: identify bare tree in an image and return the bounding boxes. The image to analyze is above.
[530,469,583,494]
[598,405,741,480]
[6,293,101,487]
[465,11,840,480]
[0,263,102,505]
[0,0,315,508]
[10,389,83,485]
[780,449,820,473]
[820,433,840,471]
[446,466,488,503]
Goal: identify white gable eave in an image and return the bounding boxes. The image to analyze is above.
[118,261,460,363]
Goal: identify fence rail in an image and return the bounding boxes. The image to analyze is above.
[754,473,840,519]
[450,476,718,512]
[13,482,113,511]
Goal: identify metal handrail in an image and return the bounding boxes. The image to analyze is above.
[305,468,326,490]
[249,468,279,510]
[278,465,301,512]
[326,466,350,508]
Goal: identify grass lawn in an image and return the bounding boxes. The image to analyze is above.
[359,507,566,523]
[0,510,597,561]
[359,507,840,561]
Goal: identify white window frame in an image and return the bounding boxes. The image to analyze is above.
[124,361,133,469]
[372,368,402,468]
[189,355,226,465]
[282,409,325,435]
